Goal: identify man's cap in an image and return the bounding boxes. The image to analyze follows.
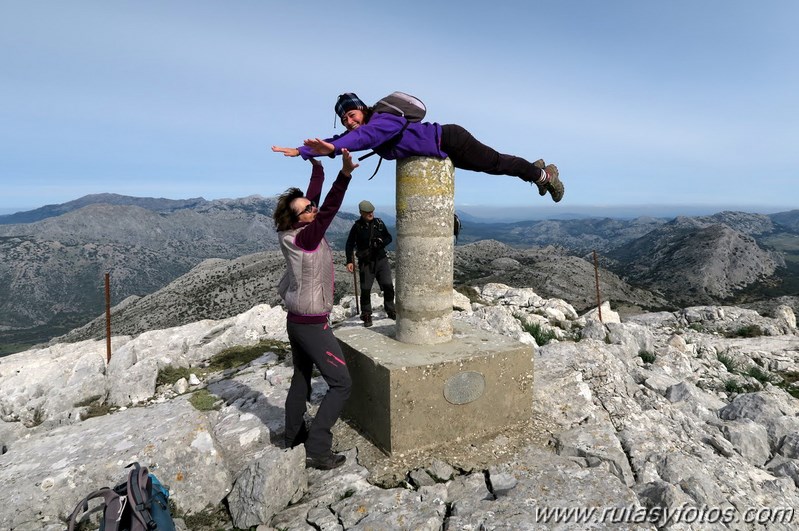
[358,200,375,213]
[335,93,367,119]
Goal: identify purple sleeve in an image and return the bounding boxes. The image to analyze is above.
[294,170,352,250]
[305,162,324,203]
[297,114,406,159]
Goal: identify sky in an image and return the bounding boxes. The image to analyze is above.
[2,0,797,218]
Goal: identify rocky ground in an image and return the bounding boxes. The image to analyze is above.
[2,285,799,530]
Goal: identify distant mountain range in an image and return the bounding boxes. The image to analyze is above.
[1,194,798,353]
[0,193,208,225]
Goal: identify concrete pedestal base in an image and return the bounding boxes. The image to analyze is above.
[335,320,534,455]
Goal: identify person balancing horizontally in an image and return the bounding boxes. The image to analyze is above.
[272,92,564,202]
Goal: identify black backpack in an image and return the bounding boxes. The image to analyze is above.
[67,462,176,531]
[358,91,427,179]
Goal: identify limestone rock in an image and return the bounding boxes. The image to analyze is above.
[3,288,799,530]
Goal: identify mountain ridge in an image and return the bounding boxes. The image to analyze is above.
[2,194,798,352]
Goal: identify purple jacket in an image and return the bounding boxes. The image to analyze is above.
[298,113,447,161]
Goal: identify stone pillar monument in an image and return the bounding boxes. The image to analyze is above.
[335,156,533,456]
[394,156,455,344]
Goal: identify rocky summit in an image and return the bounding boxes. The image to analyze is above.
[2,285,799,530]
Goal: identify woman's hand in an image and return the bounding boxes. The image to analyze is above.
[341,149,359,176]
[271,146,300,157]
[303,138,335,156]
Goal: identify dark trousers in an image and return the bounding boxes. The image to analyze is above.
[360,256,395,315]
[441,124,540,182]
[285,321,352,458]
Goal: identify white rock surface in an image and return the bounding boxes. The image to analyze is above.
[2,292,799,530]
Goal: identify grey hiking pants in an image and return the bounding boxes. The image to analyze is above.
[285,320,352,458]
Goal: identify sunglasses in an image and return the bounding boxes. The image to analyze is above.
[297,201,316,215]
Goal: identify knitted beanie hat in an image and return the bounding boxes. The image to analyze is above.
[335,93,367,119]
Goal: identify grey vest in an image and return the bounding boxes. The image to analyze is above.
[278,227,334,316]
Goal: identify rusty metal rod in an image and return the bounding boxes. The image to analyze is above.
[593,250,603,323]
[105,272,111,362]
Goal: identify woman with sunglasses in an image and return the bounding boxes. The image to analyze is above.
[273,149,358,470]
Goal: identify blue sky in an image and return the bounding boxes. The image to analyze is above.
[2,1,797,217]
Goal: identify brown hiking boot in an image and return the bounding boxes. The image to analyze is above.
[306,453,346,470]
[531,159,548,196]
[361,312,373,328]
[543,164,564,202]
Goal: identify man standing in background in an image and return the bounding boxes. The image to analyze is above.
[345,200,396,327]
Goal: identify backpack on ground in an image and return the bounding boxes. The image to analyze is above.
[359,91,427,179]
[67,462,176,531]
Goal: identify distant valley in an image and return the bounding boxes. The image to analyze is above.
[1,194,798,354]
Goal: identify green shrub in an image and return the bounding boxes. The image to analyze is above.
[517,317,558,346]
[170,501,231,530]
[780,384,799,399]
[639,350,656,364]
[74,395,113,420]
[724,378,759,394]
[727,324,764,338]
[746,365,772,384]
[724,379,745,394]
[156,366,191,387]
[717,353,739,373]
[773,371,799,399]
[189,389,221,411]
[208,339,291,372]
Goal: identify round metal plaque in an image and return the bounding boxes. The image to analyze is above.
[443,371,486,405]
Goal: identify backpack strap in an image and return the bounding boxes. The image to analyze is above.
[66,488,122,531]
[365,156,383,181]
[357,118,412,180]
[126,462,158,530]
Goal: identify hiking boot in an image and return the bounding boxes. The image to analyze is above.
[542,164,564,202]
[284,424,308,449]
[361,312,373,327]
[306,453,346,470]
[531,159,548,196]
[386,308,396,320]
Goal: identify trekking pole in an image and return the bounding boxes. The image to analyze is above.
[352,257,360,314]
